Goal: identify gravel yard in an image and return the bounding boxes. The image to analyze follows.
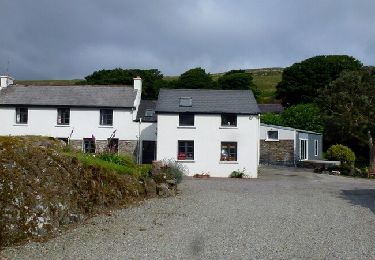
[2,166,375,259]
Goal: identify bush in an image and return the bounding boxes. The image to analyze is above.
[229,169,247,178]
[153,160,187,184]
[97,153,136,167]
[326,144,356,169]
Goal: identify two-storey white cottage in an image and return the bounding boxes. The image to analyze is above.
[0,76,145,156]
[155,89,260,178]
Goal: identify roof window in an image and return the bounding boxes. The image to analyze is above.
[179,97,192,107]
[145,109,154,117]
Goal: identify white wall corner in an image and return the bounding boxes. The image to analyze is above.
[132,76,142,120]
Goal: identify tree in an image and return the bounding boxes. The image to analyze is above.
[260,112,283,126]
[176,67,216,89]
[276,55,363,106]
[83,68,164,100]
[218,70,260,100]
[318,67,375,171]
[281,104,324,133]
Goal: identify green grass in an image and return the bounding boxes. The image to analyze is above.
[15,79,83,85]
[66,152,151,177]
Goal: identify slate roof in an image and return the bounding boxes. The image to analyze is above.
[258,104,284,113]
[156,89,260,114]
[0,85,136,108]
[136,100,157,122]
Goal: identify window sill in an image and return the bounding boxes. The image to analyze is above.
[219,126,238,129]
[265,139,279,142]
[98,125,114,128]
[219,161,239,164]
[176,160,195,163]
[13,124,28,126]
[177,126,196,129]
[55,125,70,127]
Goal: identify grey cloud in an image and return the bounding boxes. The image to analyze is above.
[1,0,374,79]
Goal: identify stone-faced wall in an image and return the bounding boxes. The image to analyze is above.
[69,140,82,152]
[69,139,138,157]
[260,140,295,166]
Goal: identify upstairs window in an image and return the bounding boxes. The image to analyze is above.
[16,107,28,124]
[83,138,96,153]
[221,113,237,127]
[179,97,192,107]
[178,140,194,160]
[57,108,70,125]
[221,142,237,161]
[267,130,279,140]
[100,109,113,126]
[179,113,194,126]
[144,109,154,117]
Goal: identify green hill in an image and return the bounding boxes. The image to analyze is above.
[14,67,283,103]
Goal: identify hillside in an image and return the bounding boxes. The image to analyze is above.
[14,67,283,103]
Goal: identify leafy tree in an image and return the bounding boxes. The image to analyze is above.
[260,112,283,126]
[83,68,164,100]
[318,67,375,171]
[276,55,363,106]
[218,70,260,100]
[281,104,324,133]
[176,67,216,89]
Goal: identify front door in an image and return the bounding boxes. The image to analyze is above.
[142,141,156,164]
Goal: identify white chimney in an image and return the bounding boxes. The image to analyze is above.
[0,75,14,90]
[133,76,142,119]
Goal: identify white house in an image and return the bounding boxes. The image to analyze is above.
[260,123,322,166]
[155,89,261,178]
[0,76,146,156]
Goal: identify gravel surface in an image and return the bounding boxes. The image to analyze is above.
[2,166,375,259]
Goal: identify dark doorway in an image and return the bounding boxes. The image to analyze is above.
[142,141,156,164]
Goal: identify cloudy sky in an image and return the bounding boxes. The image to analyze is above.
[1,0,374,79]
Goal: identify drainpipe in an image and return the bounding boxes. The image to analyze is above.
[137,118,142,164]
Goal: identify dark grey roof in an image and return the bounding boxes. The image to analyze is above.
[0,85,136,108]
[156,89,260,114]
[136,100,157,122]
[258,104,284,113]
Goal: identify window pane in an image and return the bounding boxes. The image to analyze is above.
[267,131,278,140]
[57,108,70,125]
[179,97,192,107]
[221,142,237,161]
[221,114,237,127]
[179,113,194,126]
[84,138,96,153]
[16,107,28,124]
[100,109,113,126]
[178,140,194,160]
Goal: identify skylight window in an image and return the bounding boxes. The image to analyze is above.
[145,109,154,117]
[179,97,192,107]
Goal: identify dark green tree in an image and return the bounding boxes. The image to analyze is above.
[218,70,260,99]
[281,104,324,133]
[83,68,164,100]
[176,67,216,89]
[276,55,363,106]
[260,112,283,126]
[318,67,375,171]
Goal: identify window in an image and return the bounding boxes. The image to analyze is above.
[100,109,113,126]
[179,97,192,107]
[178,141,194,160]
[179,113,194,126]
[16,107,28,124]
[267,130,279,140]
[144,109,154,117]
[107,138,119,153]
[57,108,70,125]
[83,138,96,153]
[314,140,319,156]
[221,113,237,127]
[300,139,308,160]
[221,142,237,161]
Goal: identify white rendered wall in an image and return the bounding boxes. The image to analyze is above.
[139,122,157,141]
[156,113,259,178]
[0,107,139,141]
[260,124,296,140]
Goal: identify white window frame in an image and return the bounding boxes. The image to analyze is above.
[314,140,318,156]
[300,139,308,160]
[266,130,279,141]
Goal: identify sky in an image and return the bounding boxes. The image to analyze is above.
[1,0,374,80]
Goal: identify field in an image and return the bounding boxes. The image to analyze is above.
[15,68,283,103]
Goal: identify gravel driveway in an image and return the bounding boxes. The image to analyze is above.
[2,166,375,259]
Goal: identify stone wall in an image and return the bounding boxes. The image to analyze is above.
[69,140,82,152]
[69,139,138,157]
[260,140,295,166]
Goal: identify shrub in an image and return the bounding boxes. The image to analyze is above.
[326,144,356,169]
[229,169,247,178]
[97,153,136,167]
[153,160,187,184]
